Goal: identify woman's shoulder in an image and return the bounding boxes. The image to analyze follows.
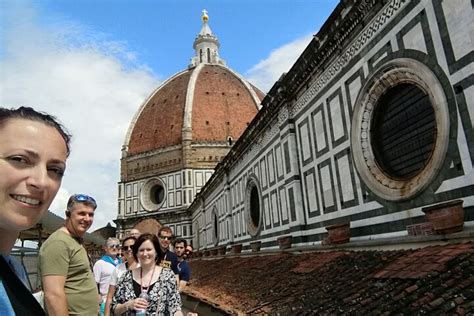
[160,267,176,281]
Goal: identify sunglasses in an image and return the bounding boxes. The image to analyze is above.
[68,194,97,208]
[122,245,134,251]
[107,244,121,249]
[159,236,173,241]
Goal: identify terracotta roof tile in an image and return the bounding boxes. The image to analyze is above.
[185,242,474,314]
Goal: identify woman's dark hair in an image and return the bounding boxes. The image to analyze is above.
[122,236,136,246]
[132,233,162,262]
[0,106,72,156]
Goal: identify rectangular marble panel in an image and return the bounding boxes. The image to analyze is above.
[168,192,175,207]
[176,191,182,206]
[313,107,327,153]
[304,169,320,216]
[260,157,268,189]
[442,0,473,59]
[275,144,284,180]
[328,95,345,141]
[320,165,334,208]
[267,150,275,185]
[168,175,174,190]
[298,118,313,164]
[196,172,203,187]
[279,187,289,222]
[271,190,279,225]
[337,154,355,202]
[263,195,270,228]
[176,174,181,189]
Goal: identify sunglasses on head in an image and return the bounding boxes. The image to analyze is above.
[122,245,133,251]
[69,194,97,208]
[159,236,172,241]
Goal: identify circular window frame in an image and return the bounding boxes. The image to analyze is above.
[245,174,263,237]
[140,177,167,211]
[351,58,450,201]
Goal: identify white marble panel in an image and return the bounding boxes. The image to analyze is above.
[402,23,427,54]
[349,77,362,110]
[275,145,284,178]
[168,175,174,190]
[264,196,270,227]
[168,192,174,207]
[321,165,334,208]
[442,0,474,60]
[280,189,288,221]
[196,172,203,187]
[313,110,327,152]
[329,96,344,141]
[176,175,181,189]
[300,121,312,161]
[305,171,319,212]
[260,159,267,187]
[268,152,275,184]
[337,155,355,202]
[271,192,279,224]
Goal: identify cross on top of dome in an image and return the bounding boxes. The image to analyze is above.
[190,9,226,67]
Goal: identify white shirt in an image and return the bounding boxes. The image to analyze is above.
[93,259,117,298]
[109,262,140,287]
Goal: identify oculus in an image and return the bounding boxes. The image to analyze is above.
[351,58,450,201]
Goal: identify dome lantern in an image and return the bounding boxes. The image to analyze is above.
[190,9,226,67]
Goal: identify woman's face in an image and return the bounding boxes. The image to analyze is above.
[137,240,157,265]
[122,239,136,261]
[0,118,67,233]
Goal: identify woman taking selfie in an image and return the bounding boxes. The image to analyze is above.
[0,106,71,315]
[112,233,183,316]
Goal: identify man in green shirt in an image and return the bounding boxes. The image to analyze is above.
[39,194,99,315]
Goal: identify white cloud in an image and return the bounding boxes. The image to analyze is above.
[1,3,159,230]
[246,34,313,92]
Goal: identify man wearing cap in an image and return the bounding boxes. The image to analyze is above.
[39,194,99,315]
[93,237,122,316]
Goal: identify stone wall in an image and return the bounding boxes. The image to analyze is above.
[189,0,474,250]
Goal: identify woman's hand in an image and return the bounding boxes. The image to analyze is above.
[129,297,149,311]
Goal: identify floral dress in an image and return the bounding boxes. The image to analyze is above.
[111,267,181,315]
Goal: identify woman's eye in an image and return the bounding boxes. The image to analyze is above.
[48,167,65,178]
[8,156,29,164]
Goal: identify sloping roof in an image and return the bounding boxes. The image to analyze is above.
[184,242,474,314]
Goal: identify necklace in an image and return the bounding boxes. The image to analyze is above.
[140,266,156,293]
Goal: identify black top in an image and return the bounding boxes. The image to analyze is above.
[0,255,45,315]
[132,279,157,297]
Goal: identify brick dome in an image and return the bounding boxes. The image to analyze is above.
[124,63,264,155]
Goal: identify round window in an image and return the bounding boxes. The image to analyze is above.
[245,174,262,236]
[140,178,166,211]
[351,57,451,201]
[150,184,165,205]
[371,83,436,180]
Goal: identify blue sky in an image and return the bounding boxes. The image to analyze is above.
[1,0,338,230]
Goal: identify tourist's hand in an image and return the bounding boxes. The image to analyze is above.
[130,298,149,311]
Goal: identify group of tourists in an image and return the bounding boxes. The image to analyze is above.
[0,106,194,315]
